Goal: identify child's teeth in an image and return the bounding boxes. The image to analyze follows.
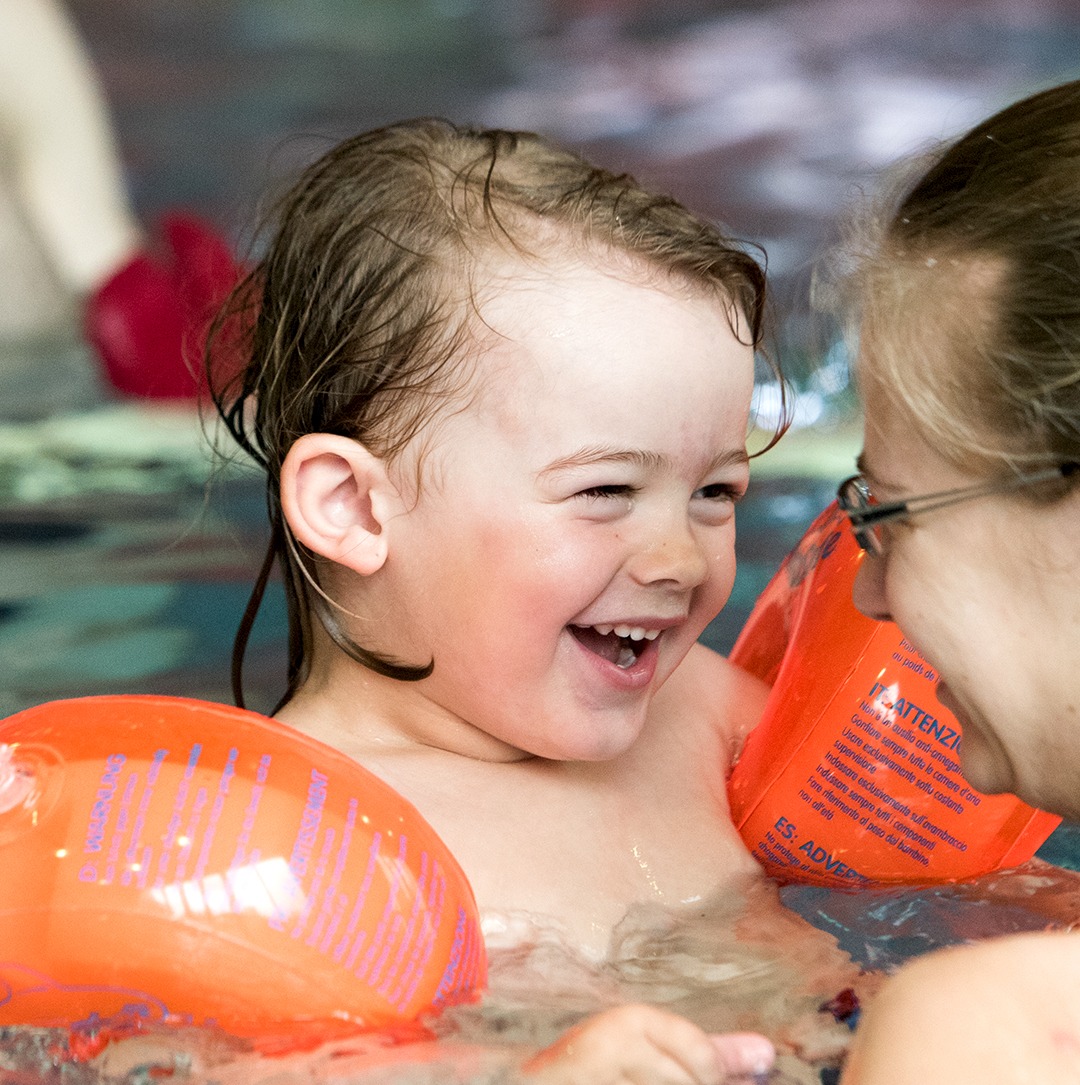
[596,624,660,641]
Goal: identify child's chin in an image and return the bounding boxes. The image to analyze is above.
[561,712,648,762]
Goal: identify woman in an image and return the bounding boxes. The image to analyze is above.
[831,79,1080,1083]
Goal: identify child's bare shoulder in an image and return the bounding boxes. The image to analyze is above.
[649,642,769,763]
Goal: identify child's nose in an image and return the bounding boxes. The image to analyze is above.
[626,516,709,590]
[852,553,892,622]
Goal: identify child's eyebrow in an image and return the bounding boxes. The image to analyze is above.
[538,446,749,476]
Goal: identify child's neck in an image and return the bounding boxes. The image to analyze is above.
[274,656,535,765]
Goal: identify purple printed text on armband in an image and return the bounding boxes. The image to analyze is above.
[230,754,273,870]
[287,768,329,884]
[193,747,240,880]
[866,683,962,751]
[83,754,127,854]
[431,906,470,1007]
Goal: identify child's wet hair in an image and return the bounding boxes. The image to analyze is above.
[210,118,775,711]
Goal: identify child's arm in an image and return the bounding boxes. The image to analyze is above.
[521,1004,775,1085]
[840,930,1080,1084]
[89,1007,775,1084]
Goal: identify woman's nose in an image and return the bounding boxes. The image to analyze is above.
[852,552,892,622]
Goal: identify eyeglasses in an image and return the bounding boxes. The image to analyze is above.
[837,462,1080,554]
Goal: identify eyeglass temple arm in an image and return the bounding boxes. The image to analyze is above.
[846,462,1080,528]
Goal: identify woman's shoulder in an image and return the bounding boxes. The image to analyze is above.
[844,930,1080,1084]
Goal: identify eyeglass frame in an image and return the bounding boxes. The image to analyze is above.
[837,461,1080,554]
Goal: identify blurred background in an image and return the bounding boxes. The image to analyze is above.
[2,0,1080,717]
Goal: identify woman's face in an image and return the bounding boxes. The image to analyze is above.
[852,379,1080,819]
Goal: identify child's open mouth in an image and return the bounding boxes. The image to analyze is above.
[569,624,660,669]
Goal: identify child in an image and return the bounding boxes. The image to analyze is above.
[211,118,852,1083]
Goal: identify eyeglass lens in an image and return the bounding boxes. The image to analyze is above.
[838,476,882,554]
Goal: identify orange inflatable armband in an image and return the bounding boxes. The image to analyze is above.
[0,696,486,1044]
[728,502,1060,888]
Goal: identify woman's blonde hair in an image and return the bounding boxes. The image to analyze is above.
[839,79,1080,473]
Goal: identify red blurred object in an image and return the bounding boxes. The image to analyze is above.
[84,213,244,401]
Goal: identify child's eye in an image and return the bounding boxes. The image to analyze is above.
[576,484,639,501]
[693,482,745,503]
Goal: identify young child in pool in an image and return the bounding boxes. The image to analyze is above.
[211,118,853,1083]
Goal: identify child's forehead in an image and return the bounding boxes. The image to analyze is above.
[395,274,754,496]
[466,266,731,404]
[471,246,729,333]
[453,256,752,420]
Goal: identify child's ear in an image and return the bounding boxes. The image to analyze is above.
[280,433,400,576]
